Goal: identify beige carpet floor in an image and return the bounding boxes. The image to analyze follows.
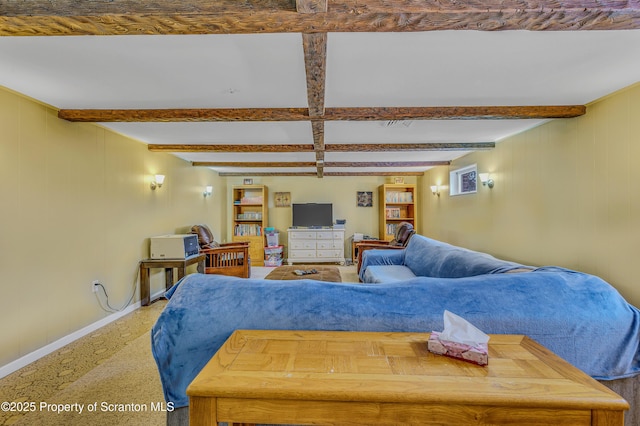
[0,300,167,426]
[13,331,165,426]
[0,265,360,426]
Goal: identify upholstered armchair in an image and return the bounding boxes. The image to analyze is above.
[355,222,416,274]
[190,224,251,278]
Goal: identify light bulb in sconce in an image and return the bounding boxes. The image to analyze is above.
[430,185,440,197]
[203,185,213,197]
[479,173,494,188]
[150,174,165,190]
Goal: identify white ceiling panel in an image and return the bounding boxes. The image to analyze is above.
[0,33,308,108]
[325,31,640,107]
[323,151,470,162]
[324,120,547,144]
[174,152,316,163]
[102,121,314,145]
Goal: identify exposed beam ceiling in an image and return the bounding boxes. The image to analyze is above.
[3,1,638,177]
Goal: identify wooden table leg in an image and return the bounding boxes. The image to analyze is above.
[190,396,218,426]
[140,264,150,306]
[165,268,174,291]
[177,266,186,280]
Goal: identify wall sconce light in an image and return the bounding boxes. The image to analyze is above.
[430,185,440,197]
[203,185,213,197]
[479,173,494,189]
[150,174,165,190]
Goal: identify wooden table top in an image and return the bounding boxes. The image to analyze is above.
[187,330,628,412]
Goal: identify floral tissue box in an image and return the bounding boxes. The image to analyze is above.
[427,331,488,366]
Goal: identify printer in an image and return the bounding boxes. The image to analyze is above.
[150,234,199,259]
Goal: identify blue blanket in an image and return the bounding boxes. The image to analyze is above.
[151,269,640,408]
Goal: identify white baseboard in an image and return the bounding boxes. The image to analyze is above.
[0,289,163,379]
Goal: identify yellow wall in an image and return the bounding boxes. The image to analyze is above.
[0,87,223,367]
[422,83,640,306]
[6,78,638,369]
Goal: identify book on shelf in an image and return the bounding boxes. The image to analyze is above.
[234,224,262,236]
[385,207,401,219]
[385,191,413,203]
[239,196,263,204]
[236,212,262,220]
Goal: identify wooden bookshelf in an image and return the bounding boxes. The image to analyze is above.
[232,184,268,266]
[378,184,417,241]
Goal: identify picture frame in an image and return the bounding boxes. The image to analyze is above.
[394,177,405,184]
[357,191,373,207]
[243,178,253,185]
[274,192,291,208]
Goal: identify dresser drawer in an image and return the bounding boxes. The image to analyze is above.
[317,249,343,258]
[316,240,342,250]
[288,250,317,259]
[316,231,334,240]
[290,240,316,250]
[289,231,318,240]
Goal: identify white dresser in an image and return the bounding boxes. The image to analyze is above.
[287,227,345,265]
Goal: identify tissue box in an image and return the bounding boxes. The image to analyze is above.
[427,331,488,366]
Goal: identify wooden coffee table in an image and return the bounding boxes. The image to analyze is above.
[187,330,628,426]
[264,265,341,282]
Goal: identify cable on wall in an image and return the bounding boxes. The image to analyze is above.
[93,262,140,313]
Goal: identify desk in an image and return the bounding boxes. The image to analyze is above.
[351,238,387,262]
[188,330,628,426]
[139,254,205,306]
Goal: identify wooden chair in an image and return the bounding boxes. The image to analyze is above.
[190,224,251,278]
[356,222,416,274]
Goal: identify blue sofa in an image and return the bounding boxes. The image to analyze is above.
[359,234,530,283]
[152,236,640,425]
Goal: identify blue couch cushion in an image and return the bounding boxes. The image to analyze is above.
[362,265,417,283]
[404,235,525,278]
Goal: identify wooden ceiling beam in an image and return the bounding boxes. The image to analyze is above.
[327,142,495,151]
[302,33,327,118]
[218,171,425,176]
[148,144,314,153]
[194,161,317,167]
[2,0,636,16]
[193,160,450,167]
[300,30,328,177]
[58,108,311,122]
[323,105,587,120]
[149,142,492,152]
[59,105,586,122]
[3,3,640,35]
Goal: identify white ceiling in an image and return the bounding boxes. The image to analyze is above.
[1,29,640,175]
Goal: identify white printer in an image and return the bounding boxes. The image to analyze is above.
[150,234,199,259]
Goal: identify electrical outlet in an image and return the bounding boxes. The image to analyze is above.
[92,280,100,293]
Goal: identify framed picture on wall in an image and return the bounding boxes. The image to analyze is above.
[243,178,253,185]
[274,192,291,207]
[357,191,373,207]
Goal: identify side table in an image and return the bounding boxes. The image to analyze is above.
[139,254,205,306]
[188,330,628,426]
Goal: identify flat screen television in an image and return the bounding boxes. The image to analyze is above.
[292,203,333,227]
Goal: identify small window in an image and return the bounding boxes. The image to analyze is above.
[449,164,477,196]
